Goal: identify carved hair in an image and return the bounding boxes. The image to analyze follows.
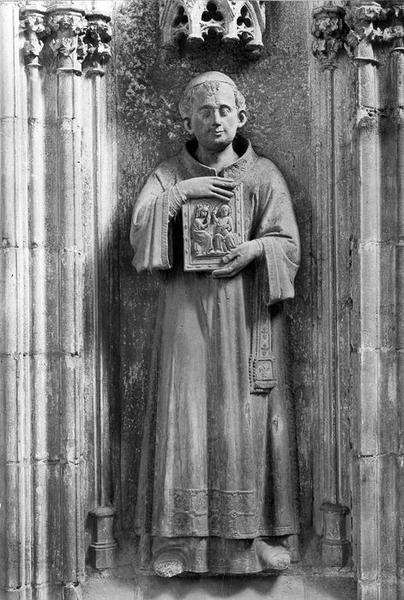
[179,80,246,120]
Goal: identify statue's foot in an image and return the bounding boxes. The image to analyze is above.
[152,551,186,578]
[256,540,291,571]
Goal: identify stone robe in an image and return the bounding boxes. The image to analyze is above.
[130,136,300,574]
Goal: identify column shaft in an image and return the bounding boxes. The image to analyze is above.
[0,3,31,599]
[353,30,398,598]
[26,38,49,600]
[56,69,84,588]
[310,3,351,566]
[392,41,404,599]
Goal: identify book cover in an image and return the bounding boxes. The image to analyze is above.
[182,183,244,272]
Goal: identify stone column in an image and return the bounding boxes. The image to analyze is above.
[1,1,115,596]
[346,2,398,598]
[21,7,49,598]
[81,10,117,570]
[0,3,30,599]
[312,1,404,591]
[389,6,404,597]
[47,8,87,598]
[311,2,350,567]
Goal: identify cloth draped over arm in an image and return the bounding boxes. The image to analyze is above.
[254,162,300,306]
[130,167,183,272]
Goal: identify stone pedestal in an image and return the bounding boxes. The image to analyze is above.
[320,503,350,567]
[88,507,117,571]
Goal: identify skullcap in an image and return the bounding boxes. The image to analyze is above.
[182,71,237,96]
[179,71,242,118]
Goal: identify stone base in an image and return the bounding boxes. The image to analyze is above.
[88,543,118,571]
[82,572,356,600]
[320,503,350,568]
[88,506,118,570]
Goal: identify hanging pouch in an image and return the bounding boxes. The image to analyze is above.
[249,259,277,393]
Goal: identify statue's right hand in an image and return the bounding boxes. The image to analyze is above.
[177,177,236,202]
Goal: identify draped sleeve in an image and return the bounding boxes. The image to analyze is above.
[253,159,300,306]
[130,164,183,272]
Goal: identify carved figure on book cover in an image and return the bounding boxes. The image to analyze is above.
[130,71,300,576]
[212,203,237,252]
[191,204,214,255]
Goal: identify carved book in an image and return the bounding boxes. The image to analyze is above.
[182,183,244,272]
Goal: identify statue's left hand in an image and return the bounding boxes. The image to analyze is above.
[212,241,262,278]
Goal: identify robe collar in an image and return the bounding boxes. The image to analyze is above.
[180,135,258,182]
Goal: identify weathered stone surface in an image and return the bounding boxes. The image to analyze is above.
[82,572,356,600]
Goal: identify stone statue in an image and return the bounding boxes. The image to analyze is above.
[130,71,300,577]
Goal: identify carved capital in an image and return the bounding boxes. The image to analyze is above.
[83,14,112,75]
[160,0,266,58]
[20,5,113,75]
[356,106,385,128]
[46,10,87,72]
[311,3,346,69]
[345,2,386,51]
[20,10,47,67]
[311,1,404,65]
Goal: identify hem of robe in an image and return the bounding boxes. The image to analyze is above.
[137,534,297,575]
[135,526,299,538]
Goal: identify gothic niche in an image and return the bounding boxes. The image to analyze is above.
[160,0,266,57]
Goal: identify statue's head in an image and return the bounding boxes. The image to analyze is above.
[179,72,247,152]
[217,204,230,217]
[195,203,209,217]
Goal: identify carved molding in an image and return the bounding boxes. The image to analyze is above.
[20,7,112,74]
[160,0,266,57]
[312,1,404,64]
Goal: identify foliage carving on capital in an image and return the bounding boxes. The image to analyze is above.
[20,5,112,74]
[46,11,87,71]
[312,1,404,64]
[160,0,266,59]
[311,3,347,69]
[344,2,386,50]
[83,15,112,74]
[21,10,47,67]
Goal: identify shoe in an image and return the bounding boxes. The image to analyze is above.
[152,550,186,578]
[256,540,291,571]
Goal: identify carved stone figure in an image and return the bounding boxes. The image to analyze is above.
[130,71,300,577]
[212,203,237,252]
[191,203,214,255]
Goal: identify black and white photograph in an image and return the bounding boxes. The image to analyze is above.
[0,1,399,598]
